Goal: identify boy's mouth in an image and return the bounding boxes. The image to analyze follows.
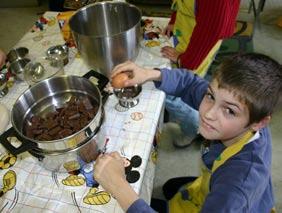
[200,118,216,132]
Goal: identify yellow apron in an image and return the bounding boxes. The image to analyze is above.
[172,0,222,77]
[169,131,254,212]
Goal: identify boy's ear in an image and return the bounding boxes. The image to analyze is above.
[251,116,271,131]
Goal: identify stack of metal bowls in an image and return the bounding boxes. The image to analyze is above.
[8,47,30,81]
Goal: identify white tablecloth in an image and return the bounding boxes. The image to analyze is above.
[0,12,170,212]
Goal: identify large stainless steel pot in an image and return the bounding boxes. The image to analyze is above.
[29,123,102,173]
[0,72,109,173]
[10,75,103,152]
[1,116,102,173]
[69,2,142,78]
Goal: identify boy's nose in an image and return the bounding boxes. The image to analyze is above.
[204,105,217,121]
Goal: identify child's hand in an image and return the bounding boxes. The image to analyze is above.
[0,49,6,69]
[94,152,140,210]
[94,152,126,193]
[111,61,161,87]
[162,23,174,37]
[161,46,180,63]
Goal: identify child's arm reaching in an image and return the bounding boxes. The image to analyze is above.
[110,61,161,88]
[94,152,156,212]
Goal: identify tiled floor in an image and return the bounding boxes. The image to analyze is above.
[0,0,282,211]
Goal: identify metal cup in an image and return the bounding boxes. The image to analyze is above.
[9,58,31,81]
[24,57,64,86]
[113,85,142,108]
[46,44,69,65]
[7,47,29,63]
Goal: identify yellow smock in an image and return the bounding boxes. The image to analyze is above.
[169,131,254,212]
[172,0,222,77]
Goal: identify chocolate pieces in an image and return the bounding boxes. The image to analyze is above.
[24,96,99,141]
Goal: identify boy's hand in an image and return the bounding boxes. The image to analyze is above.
[94,152,126,193]
[162,23,174,37]
[161,46,180,63]
[94,152,139,211]
[111,61,161,87]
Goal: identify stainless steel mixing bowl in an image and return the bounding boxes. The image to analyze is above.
[24,57,64,86]
[114,85,142,108]
[7,47,29,63]
[69,1,142,78]
[9,58,31,81]
[46,44,69,65]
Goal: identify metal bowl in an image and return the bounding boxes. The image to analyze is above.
[113,85,142,108]
[7,47,29,63]
[9,58,31,81]
[46,44,69,65]
[24,57,64,86]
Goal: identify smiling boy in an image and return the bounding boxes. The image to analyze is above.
[94,53,282,212]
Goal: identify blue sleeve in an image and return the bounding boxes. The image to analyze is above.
[127,199,156,213]
[154,68,208,109]
[201,183,247,213]
[202,132,273,213]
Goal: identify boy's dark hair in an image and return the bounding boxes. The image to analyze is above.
[213,53,282,124]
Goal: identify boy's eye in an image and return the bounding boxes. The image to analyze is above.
[224,107,236,116]
[205,91,214,101]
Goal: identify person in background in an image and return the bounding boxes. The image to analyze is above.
[161,0,241,148]
[94,53,281,212]
[0,49,6,69]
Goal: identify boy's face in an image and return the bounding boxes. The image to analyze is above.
[199,80,251,145]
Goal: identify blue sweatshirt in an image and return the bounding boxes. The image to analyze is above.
[127,68,274,213]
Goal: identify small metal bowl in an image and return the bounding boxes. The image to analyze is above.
[24,57,64,86]
[9,58,31,81]
[113,85,142,108]
[7,47,29,63]
[46,44,69,65]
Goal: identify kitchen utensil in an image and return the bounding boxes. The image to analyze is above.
[7,47,29,63]
[114,85,142,108]
[69,1,142,77]
[24,57,64,86]
[46,44,69,65]
[9,58,31,81]
[0,71,110,173]
[30,136,101,172]
[11,75,104,151]
[0,72,9,97]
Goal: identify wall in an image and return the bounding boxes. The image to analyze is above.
[0,0,39,8]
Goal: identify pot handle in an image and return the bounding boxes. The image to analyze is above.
[0,127,37,155]
[83,70,111,104]
[83,70,109,91]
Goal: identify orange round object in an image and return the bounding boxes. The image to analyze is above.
[111,72,129,89]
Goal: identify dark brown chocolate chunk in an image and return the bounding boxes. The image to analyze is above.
[82,98,93,110]
[24,95,98,141]
[36,133,52,141]
[58,129,73,138]
[48,126,62,136]
[32,129,44,135]
[68,113,80,120]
